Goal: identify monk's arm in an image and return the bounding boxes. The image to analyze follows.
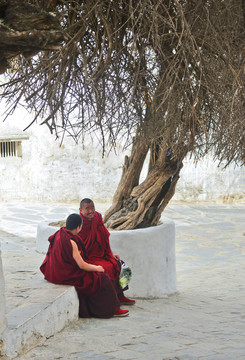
[70,240,104,272]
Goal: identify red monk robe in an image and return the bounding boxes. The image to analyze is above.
[40,227,120,318]
[78,211,121,281]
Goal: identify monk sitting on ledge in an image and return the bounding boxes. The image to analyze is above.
[40,213,129,318]
[78,198,135,306]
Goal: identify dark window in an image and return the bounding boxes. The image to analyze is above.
[0,141,22,157]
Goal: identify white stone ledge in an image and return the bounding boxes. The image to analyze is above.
[2,286,79,359]
[0,242,7,357]
[36,217,176,298]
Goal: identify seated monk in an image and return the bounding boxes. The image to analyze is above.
[78,198,135,306]
[40,213,129,318]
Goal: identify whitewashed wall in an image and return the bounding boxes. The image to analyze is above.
[0,108,244,203]
[0,109,128,202]
[175,156,244,203]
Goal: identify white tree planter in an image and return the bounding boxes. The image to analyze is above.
[36,216,176,298]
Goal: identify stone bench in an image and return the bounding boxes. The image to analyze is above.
[2,284,79,358]
[0,241,79,359]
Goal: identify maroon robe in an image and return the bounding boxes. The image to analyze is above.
[40,227,119,318]
[78,211,120,281]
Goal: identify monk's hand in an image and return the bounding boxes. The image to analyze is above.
[96,265,104,272]
[113,254,120,260]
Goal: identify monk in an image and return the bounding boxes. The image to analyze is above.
[78,198,135,306]
[40,213,129,318]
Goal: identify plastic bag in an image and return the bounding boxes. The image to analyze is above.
[118,262,132,289]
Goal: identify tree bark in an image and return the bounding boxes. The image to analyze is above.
[0,2,65,74]
[104,134,186,230]
[103,131,150,223]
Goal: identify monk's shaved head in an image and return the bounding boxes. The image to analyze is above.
[80,198,93,208]
[66,213,82,230]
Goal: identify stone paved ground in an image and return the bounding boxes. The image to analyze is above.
[1,201,245,360]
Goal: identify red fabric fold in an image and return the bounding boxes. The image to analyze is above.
[40,227,101,296]
[78,211,120,281]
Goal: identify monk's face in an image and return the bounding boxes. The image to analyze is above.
[80,201,95,221]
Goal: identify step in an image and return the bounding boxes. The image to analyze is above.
[2,280,79,359]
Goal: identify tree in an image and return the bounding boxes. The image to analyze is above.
[0,0,244,229]
[0,1,66,73]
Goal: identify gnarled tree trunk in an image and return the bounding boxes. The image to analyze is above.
[104,133,186,230]
[0,2,65,74]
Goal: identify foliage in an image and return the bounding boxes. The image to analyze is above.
[0,0,244,165]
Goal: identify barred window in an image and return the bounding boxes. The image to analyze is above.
[0,136,29,158]
[1,141,20,157]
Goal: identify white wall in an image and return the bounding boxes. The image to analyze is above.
[175,156,244,203]
[0,109,129,202]
[0,108,244,203]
